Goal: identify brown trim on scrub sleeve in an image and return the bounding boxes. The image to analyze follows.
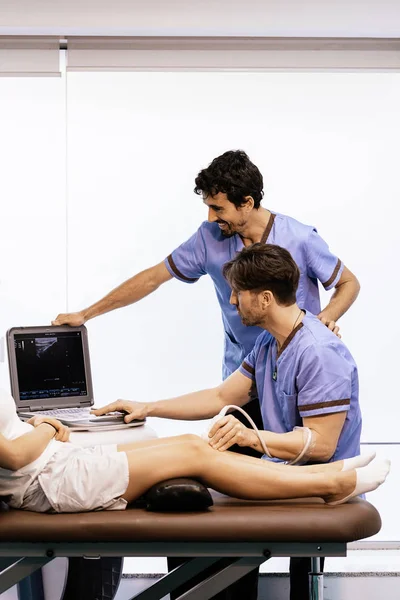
[166,254,199,283]
[323,258,342,289]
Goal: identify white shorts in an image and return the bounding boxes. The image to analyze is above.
[20,444,129,513]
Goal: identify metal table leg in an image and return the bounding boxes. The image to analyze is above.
[17,571,44,600]
[309,557,324,600]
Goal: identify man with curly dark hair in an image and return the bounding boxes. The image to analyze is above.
[53,150,360,600]
[54,149,359,379]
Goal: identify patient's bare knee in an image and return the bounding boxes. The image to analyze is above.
[182,434,208,457]
[176,433,202,444]
[178,433,202,444]
[170,434,208,463]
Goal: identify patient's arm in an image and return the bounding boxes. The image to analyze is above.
[92,371,253,422]
[0,424,57,471]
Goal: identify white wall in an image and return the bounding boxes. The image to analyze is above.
[64,71,400,553]
[0,76,66,390]
[0,68,399,577]
[0,0,400,37]
[65,70,400,443]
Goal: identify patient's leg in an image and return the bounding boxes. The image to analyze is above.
[117,437,182,452]
[220,451,376,474]
[117,436,374,475]
[119,434,388,505]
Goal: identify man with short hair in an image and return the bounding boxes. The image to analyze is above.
[94,243,362,475]
[92,244,363,600]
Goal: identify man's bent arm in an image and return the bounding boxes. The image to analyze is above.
[247,412,346,462]
[0,425,56,471]
[53,261,173,326]
[211,412,346,462]
[318,266,360,323]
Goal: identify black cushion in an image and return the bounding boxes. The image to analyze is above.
[138,478,213,512]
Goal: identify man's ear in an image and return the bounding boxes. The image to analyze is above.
[240,196,254,212]
[261,290,273,307]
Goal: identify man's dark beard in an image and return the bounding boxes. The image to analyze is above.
[220,229,235,238]
[219,218,247,238]
[238,311,262,327]
[218,222,236,237]
[242,317,257,326]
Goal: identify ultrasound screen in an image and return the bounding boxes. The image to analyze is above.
[14,331,88,402]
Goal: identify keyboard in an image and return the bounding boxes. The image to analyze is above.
[18,407,130,426]
[21,407,92,422]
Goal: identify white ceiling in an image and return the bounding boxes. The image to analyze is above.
[0,0,399,38]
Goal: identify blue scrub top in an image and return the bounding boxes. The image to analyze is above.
[239,312,361,461]
[165,211,344,379]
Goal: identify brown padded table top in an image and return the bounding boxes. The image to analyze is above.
[0,493,381,544]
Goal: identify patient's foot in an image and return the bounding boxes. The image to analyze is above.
[341,452,376,472]
[326,459,391,505]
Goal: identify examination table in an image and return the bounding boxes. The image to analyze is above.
[0,491,381,600]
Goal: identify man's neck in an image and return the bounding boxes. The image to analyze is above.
[260,304,304,349]
[240,208,271,246]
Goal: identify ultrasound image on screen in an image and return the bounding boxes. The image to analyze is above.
[14,332,88,401]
